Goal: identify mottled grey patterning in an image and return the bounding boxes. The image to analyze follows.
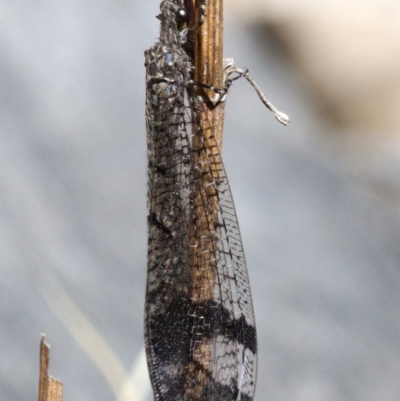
[144,1,257,400]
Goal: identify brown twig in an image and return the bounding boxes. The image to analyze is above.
[182,1,225,397]
[39,335,63,401]
[193,0,224,149]
[185,0,225,304]
[187,0,225,306]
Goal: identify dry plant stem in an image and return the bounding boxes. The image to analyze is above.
[188,0,224,303]
[183,0,225,390]
[193,0,224,149]
[39,335,63,401]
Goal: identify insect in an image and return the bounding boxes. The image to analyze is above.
[144,1,288,400]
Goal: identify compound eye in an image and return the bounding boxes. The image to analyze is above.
[175,7,188,23]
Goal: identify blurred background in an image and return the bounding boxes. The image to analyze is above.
[1,0,400,400]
